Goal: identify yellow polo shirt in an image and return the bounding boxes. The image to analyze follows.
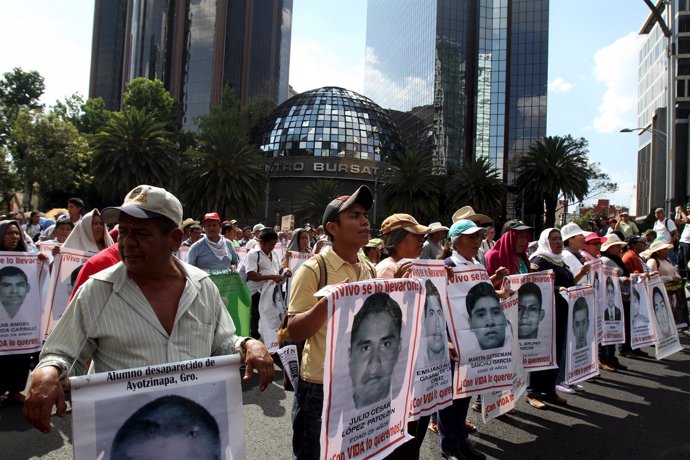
[288,247,375,383]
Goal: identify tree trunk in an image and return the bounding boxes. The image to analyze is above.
[22,169,31,211]
[544,194,557,229]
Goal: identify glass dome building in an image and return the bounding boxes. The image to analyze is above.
[257,87,401,227]
[259,86,401,162]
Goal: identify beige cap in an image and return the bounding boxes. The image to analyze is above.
[451,206,492,225]
[601,234,627,252]
[102,185,183,227]
[380,214,430,235]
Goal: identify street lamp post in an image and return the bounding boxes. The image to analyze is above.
[620,126,668,212]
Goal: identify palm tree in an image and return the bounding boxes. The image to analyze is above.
[292,179,343,226]
[446,156,507,219]
[516,135,592,228]
[380,149,442,223]
[91,108,175,201]
[179,129,265,218]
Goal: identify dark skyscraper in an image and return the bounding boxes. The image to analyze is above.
[89,0,293,130]
[364,0,548,216]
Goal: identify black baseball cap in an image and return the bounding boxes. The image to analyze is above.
[322,185,373,227]
[501,219,532,235]
[626,235,645,245]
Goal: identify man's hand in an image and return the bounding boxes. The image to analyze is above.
[394,260,413,278]
[242,339,275,391]
[23,366,67,433]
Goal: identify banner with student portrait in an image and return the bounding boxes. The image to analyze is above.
[446,265,514,399]
[42,248,91,339]
[0,252,45,355]
[481,288,527,422]
[664,280,689,329]
[70,355,245,460]
[257,280,287,352]
[584,259,604,343]
[646,275,682,360]
[319,279,423,460]
[630,275,656,349]
[502,271,556,372]
[209,272,252,337]
[600,267,625,345]
[286,251,312,301]
[408,259,453,420]
[564,286,598,384]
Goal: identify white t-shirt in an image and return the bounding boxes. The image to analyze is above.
[653,218,677,243]
[245,249,281,294]
[680,223,690,244]
[375,257,399,279]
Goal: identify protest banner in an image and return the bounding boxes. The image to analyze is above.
[481,280,527,422]
[274,242,285,266]
[564,285,598,384]
[281,214,295,231]
[70,354,245,460]
[664,280,688,329]
[36,241,58,264]
[41,248,91,339]
[502,271,556,371]
[320,279,423,460]
[257,280,287,352]
[209,272,251,337]
[600,267,625,345]
[584,259,604,343]
[630,275,656,349]
[235,247,248,264]
[277,344,300,391]
[647,275,682,360]
[0,253,44,355]
[286,251,312,301]
[408,259,453,420]
[447,266,514,398]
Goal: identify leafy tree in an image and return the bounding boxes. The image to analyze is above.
[0,67,45,146]
[380,148,442,223]
[179,130,266,218]
[123,78,181,129]
[446,156,507,219]
[92,108,176,201]
[516,135,612,229]
[51,94,112,136]
[12,109,92,208]
[292,179,343,226]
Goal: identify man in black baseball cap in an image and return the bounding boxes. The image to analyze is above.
[286,184,376,459]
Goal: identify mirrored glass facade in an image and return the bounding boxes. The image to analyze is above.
[89,0,292,131]
[364,0,548,185]
[259,87,401,162]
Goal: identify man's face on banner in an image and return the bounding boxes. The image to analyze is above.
[632,291,640,317]
[469,296,507,350]
[425,294,446,357]
[349,312,402,408]
[653,291,672,336]
[573,308,589,349]
[518,293,544,339]
[606,279,615,307]
[0,274,29,312]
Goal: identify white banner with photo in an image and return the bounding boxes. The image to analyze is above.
[176,245,190,263]
[36,241,59,264]
[273,242,285,266]
[0,252,45,355]
[70,355,245,460]
[235,247,248,264]
[257,280,287,352]
[286,251,312,301]
[408,259,453,420]
[646,275,682,360]
[277,344,300,391]
[600,266,625,346]
[564,286,598,384]
[481,285,527,422]
[502,271,556,372]
[41,248,91,339]
[630,275,656,349]
[584,259,604,343]
[319,279,423,460]
[447,265,514,399]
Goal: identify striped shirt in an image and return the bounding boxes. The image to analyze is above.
[37,259,244,377]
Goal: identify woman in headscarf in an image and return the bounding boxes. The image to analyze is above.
[526,227,589,408]
[484,220,532,287]
[0,220,41,404]
[61,209,114,255]
[282,227,311,274]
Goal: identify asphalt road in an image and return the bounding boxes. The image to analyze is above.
[2,338,690,460]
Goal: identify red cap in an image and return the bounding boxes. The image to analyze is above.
[203,212,221,222]
[584,232,606,244]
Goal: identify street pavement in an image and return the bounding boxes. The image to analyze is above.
[2,337,690,459]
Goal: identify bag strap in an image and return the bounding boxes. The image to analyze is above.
[316,253,328,290]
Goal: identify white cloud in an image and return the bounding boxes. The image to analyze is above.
[548,77,573,93]
[592,32,642,133]
[289,39,365,94]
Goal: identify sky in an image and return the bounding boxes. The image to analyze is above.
[0,0,655,209]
